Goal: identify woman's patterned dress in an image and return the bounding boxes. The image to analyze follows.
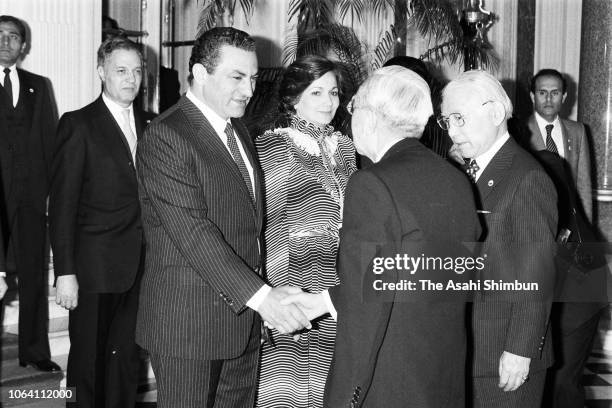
[255,116,356,407]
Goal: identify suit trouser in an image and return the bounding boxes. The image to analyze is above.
[472,371,545,408]
[149,319,260,408]
[66,278,141,408]
[10,206,51,362]
[542,308,603,408]
[471,370,546,408]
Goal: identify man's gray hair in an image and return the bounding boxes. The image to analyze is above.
[354,66,433,138]
[442,70,513,120]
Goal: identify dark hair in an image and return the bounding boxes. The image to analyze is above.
[383,56,431,84]
[530,69,567,94]
[97,37,142,67]
[188,27,255,84]
[0,15,26,42]
[278,55,343,124]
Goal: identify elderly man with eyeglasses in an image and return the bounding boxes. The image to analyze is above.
[440,70,558,408]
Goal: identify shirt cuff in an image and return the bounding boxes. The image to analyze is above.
[246,284,272,311]
[0,272,6,278]
[322,290,337,321]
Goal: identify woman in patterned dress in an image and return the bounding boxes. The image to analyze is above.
[255,55,356,408]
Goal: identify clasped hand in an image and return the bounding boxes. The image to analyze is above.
[258,286,329,334]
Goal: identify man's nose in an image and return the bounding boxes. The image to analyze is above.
[241,79,254,98]
[125,71,136,83]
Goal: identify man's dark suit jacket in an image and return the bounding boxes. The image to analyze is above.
[49,96,147,292]
[325,138,481,408]
[471,137,557,388]
[527,115,592,222]
[534,150,607,332]
[136,95,265,360]
[0,68,55,225]
[0,68,56,362]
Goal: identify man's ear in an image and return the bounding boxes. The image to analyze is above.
[96,65,105,83]
[562,92,567,104]
[489,100,506,126]
[192,63,208,84]
[530,92,535,105]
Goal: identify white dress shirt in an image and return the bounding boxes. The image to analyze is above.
[185,90,270,310]
[1,63,19,107]
[102,93,137,161]
[534,112,565,158]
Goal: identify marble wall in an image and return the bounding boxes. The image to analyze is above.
[578,0,612,241]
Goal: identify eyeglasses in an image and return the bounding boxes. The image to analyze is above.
[437,101,495,130]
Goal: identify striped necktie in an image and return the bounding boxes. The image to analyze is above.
[545,124,558,154]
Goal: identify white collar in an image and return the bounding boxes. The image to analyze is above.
[534,111,560,129]
[102,92,133,116]
[186,89,229,135]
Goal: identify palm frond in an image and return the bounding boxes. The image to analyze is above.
[281,27,299,66]
[409,0,462,44]
[337,0,365,24]
[289,0,335,32]
[235,0,255,22]
[369,0,394,19]
[370,25,396,71]
[196,0,224,37]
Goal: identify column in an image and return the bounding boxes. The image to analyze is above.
[577,0,612,349]
[0,0,102,115]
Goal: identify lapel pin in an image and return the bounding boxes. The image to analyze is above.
[487,179,494,187]
[29,88,34,93]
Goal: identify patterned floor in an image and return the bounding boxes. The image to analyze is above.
[584,348,612,407]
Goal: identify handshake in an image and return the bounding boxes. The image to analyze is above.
[257,286,330,334]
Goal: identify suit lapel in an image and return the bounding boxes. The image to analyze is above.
[93,97,137,183]
[476,138,516,205]
[16,70,35,131]
[178,97,259,215]
[559,119,578,171]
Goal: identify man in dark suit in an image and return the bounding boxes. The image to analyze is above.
[527,68,592,222]
[535,151,608,408]
[284,66,481,407]
[136,27,309,408]
[441,70,557,407]
[0,15,59,372]
[49,37,151,407]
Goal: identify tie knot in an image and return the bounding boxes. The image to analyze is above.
[545,124,554,135]
[465,159,479,182]
[3,68,9,75]
[225,122,233,136]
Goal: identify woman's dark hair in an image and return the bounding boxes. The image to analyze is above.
[277,55,343,126]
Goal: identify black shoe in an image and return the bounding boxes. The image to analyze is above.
[19,359,61,372]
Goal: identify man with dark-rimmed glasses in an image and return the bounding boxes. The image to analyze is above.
[441,70,557,408]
